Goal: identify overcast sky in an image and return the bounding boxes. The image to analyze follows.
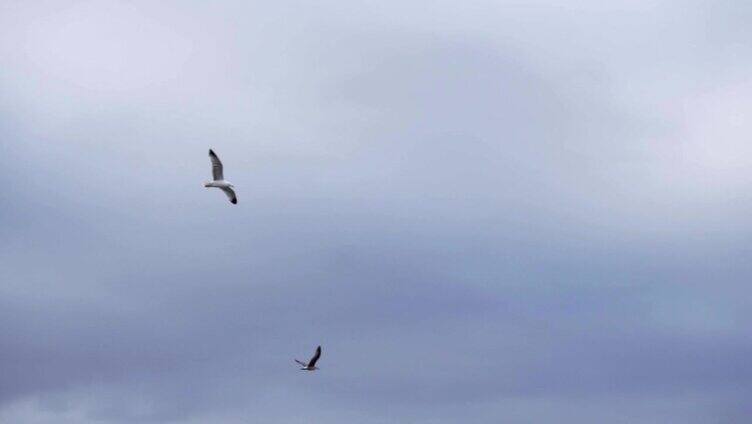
[1,1,751,422]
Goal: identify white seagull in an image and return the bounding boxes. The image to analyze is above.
[204,149,237,204]
[295,345,322,371]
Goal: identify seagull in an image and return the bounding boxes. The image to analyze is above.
[204,149,237,204]
[295,345,321,371]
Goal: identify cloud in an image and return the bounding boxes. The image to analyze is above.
[1,0,750,422]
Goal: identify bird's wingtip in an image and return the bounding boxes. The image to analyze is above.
[231,199,237,204]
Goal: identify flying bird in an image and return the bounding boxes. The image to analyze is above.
[295,345,321,371]
[204,149,237,204]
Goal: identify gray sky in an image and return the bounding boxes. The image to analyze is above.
[1,1,751,422]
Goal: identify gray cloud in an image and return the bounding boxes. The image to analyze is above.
[1,0,751,422]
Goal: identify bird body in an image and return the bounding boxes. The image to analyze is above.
[204,149,237,204]
[203,180,234,189]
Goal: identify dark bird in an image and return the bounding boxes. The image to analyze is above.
[295,345,322,371]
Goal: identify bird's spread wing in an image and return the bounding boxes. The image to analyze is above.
[209,149,224,181]
[295,359,307,367]
[220,186,237,204]
[308,346,321,367]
